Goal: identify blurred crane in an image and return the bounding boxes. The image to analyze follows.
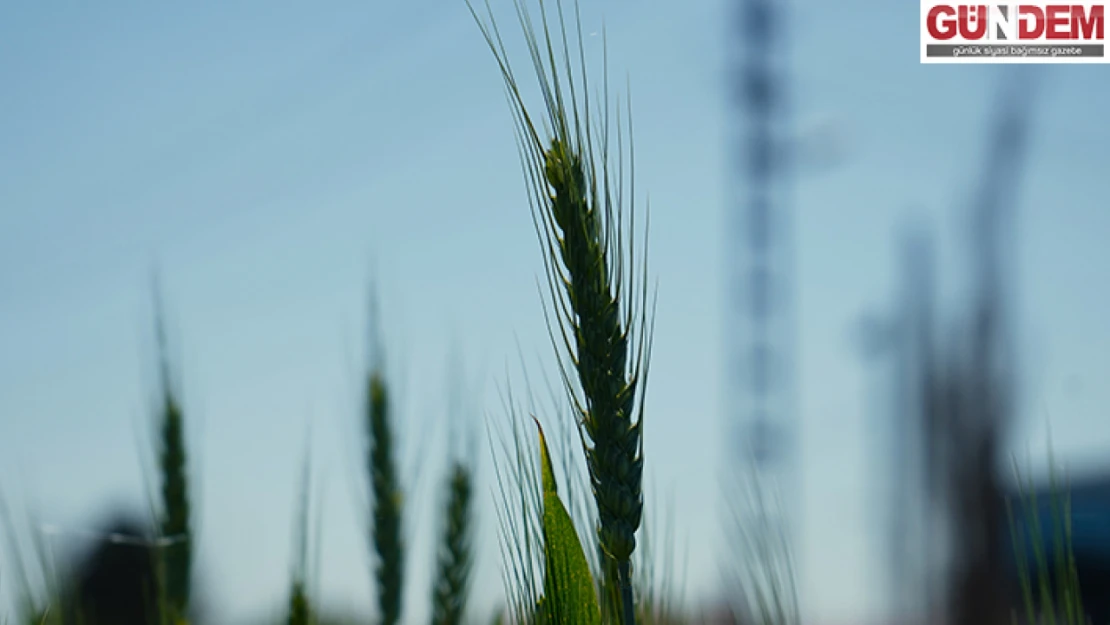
[855,66,1040,625]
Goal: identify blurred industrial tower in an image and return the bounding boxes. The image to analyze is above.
[727,0,800,587]
[860,70,1036,625]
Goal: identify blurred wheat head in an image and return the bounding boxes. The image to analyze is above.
[366,368,404,625]
[431,462,475,625]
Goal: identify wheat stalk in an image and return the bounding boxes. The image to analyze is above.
[470,2,654,622]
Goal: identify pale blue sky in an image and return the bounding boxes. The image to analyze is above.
[1,1,1108,624]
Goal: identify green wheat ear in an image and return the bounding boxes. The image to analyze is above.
[152,287,192,624]
[286,581,311,625]
[470,1,655,623]
[366,366,404,625]
[430,462,475,625]
[286,435,316,625]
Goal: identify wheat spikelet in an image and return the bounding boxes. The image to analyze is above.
[366,369,404,625]
[430,462,475,625]
[153,289,192,623]
[287,440,315,625]
[470,2,654,622]
[286,581,312,625]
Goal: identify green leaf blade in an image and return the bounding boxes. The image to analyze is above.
[536,421,600,625]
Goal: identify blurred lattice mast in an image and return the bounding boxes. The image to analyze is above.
[725,0,801,616]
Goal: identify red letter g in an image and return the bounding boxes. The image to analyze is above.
[928,5,959,40]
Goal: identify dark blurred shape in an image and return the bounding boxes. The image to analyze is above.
[869,67,1110,625]
[867,68,1041,625]
[63,511,160,625]
[926,341,1012,625]
[930,68,1034,625]
[867,224,934,621]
